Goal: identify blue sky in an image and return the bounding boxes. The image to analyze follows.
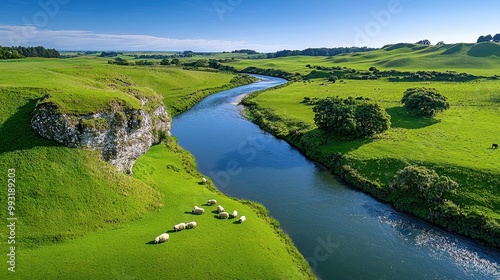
[1,0,499,51]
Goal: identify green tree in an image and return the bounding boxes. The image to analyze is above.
[416,39,431,45]
[171,58,181,66]
[354,102,391,137]
[493,34,500,43]
[113,57,129,65]
[313,97,391,138]
[391,165,458,204]
[401,87,450,117]
[160,58,170,65]
[477,34,493,43]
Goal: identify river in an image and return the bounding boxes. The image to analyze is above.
[171,75,500,279]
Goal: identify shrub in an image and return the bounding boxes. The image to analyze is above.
[390,165,458,204]
[313,96,391,138]
[401,87,450,117]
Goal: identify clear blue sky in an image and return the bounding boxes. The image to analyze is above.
[1,0,499,51]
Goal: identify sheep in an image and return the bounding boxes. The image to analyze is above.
[201,177,207,184]
[493,143,499,149]
[154,233,169,244]
[231,210,238,218]
[186,221,197,229]
[174,222,186,232]
[192,207,205,215]
[219,212,229,219]
[207,199,217,206]
[217,205,225,213]
[238,216,246,223]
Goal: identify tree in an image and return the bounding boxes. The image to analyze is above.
[313,97,391,138]
[493,34,500,43]
[160,58,170,65]
[170,58,181,66]
[416,39,431,45]
[354,102,391,137]
[477,34,493,43]
[436,41,445,45]
[391,165,458,204]
[113,57,129,65]
[368,66,379,73]
[401,87,450,117]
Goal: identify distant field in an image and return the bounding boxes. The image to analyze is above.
[226,42,500,76]
[0,57,238,115]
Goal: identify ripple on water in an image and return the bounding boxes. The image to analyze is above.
[376,211,500,279]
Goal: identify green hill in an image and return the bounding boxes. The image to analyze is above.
[0,57,313,279]
[224,42,500,76]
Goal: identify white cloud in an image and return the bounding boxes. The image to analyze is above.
[0,25,284,52]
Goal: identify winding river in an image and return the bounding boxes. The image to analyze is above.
[172,75,500,279]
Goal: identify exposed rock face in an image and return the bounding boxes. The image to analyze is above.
[31,101,171,174]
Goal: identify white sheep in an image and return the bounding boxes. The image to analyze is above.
[174,222,186,232]
[207,199,217,206]
[217,205,225,213]
[154,233,170,244]
[231,210,238,218]
[186,221,197,229]
[219,212,229,219]
[239,216,246,223]
[192,206,205,215]
[201,177,207,184]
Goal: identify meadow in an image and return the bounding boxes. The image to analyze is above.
[0,56,313,279]
[227,42,500,76]
[239,43,500,246]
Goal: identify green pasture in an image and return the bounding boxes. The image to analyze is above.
[226,42,500,76]
[0,57,313,279]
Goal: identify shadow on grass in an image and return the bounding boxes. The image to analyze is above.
[0,98,58,154]
[386,107,439,130]
[302,128,374,154]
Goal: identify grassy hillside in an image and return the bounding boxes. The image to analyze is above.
[5,140,312,279]
[225,42,500,76]
[0,57,243,115]
[241,56,500,246]
[0,57,313,278]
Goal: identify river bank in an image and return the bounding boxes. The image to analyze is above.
[173,75,500,279]
[241,80,500,249]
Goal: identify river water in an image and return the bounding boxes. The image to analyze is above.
[171,75,500,279]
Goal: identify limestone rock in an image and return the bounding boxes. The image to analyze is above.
[31,100,171,174]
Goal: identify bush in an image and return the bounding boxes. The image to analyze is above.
[313,96,391,138]
[401,87,450,117]
[390,165,458,204]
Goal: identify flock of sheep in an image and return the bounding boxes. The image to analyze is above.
[154,195,247,244]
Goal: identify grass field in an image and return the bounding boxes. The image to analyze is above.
[0,56,313,279]
[240,45,500,246]
[226,42,500,76]
[5,141,311,279]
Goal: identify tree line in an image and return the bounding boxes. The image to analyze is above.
[266,47,376,58]
[477,34,500,43]
[0,46,60,59]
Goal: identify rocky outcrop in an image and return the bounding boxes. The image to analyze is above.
[31,100,171,174]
